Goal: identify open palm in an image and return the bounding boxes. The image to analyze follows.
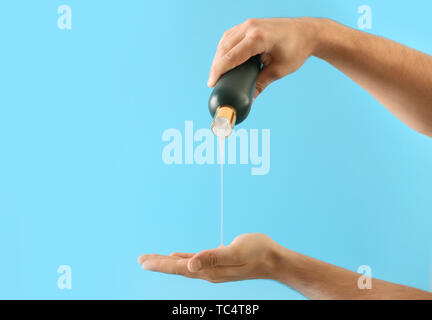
[138,233,280,283]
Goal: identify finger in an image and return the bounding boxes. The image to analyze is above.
[170,252,195,258]
[209,32,245,86]
[253,65,281,98]
[139,254,196,277]
[208,37,264,87]
[138,253,163,265]
[213,24,244,60]
[138,253,169,265]
[215,29,245,62]
[187,246,241,272]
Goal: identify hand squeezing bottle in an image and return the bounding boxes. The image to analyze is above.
[208,55,261,137]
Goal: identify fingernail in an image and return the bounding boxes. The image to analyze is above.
[207,80,212,87]
[188,259,202,272]
[141,263,149,270]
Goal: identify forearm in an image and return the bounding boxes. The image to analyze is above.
[270,244,432,300]
[311,18,432,137]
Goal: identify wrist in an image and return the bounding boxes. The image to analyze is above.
[267,243,315,287]
[310,18,358,65]
[308,18,344,59]
[266,243,296,283]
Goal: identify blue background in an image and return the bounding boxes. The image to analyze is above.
[0,0,431,299]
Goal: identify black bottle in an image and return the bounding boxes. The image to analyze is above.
[208,55,261,137]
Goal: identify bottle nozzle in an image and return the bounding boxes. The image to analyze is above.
[211,106,236,138]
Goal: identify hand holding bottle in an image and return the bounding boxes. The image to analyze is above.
[207,18,321,98]
[208,17,432,136]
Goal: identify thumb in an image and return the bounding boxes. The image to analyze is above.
[254,66,280,99]
[187,246,239,272]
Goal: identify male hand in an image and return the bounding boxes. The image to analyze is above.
[138,233,282,283]
[207,18,321,98]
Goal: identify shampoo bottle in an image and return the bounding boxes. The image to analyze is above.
[208,55,261,137]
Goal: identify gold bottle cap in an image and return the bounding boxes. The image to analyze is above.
[211,106,236,137]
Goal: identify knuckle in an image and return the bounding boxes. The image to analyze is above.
[248,28,263,42]
[174,261,182,275]
[151,260,160,270]
[217,35,227,48]
[224,50,233,61]
[221,30,231,39]
[245,18,257,27]
[207,252,218,266]
[217,42,230,54]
